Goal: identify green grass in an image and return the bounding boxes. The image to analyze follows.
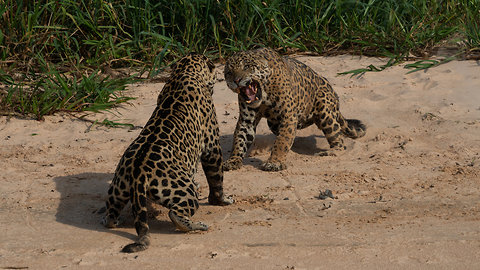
[0,67,135,120]
[404,56,457,74]
[1,0,479,119]
[337,55,405,77]
[83,118,136,132]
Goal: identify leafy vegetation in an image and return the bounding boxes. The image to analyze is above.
[0,69,135,120]
[1,0,479,119]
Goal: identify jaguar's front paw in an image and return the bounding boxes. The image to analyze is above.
[102,215,123,228]
[315,146,346,157]
[314,150,336,157]
[261,161,286,171]
[102,216,117,228]
[223,157,243,171]
[209,194,234,206]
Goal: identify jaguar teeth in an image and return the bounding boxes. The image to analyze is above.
[246,97,259,104]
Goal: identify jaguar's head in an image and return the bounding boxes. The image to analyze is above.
[172,53,217,94]
[224,53,271,108]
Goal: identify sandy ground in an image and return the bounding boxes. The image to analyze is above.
[1,55,479,269]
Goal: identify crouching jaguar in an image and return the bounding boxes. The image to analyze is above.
[102,53,233,253]
[223,47,366,171]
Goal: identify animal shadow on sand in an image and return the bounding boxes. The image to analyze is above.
[219,133,325,169]
[54,172,176,242]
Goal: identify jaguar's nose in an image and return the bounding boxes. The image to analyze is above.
[234,78,241,86]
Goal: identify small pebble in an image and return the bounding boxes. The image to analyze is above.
[318,189,334,200]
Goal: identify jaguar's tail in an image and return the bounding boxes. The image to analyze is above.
[121,235,151,253]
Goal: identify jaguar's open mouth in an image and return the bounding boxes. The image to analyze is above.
[239,80,261,104]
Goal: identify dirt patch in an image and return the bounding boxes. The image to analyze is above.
[1,56,479,269]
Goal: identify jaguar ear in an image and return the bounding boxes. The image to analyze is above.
[170,61,177,73]
[207,59,215,73]
[258,59,269,69]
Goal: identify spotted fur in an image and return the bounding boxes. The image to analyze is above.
[224,47,366,171]
[102,53,233,253]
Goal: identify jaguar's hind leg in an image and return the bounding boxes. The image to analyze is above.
[102,178,129,228]
[121,181,151,253]
[201,142,234,206]
[315,112,345,156]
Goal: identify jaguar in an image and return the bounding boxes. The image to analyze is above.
[102,53,233,253]
[223,47,366,171]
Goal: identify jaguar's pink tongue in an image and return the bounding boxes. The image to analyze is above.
[244,86,257,101]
